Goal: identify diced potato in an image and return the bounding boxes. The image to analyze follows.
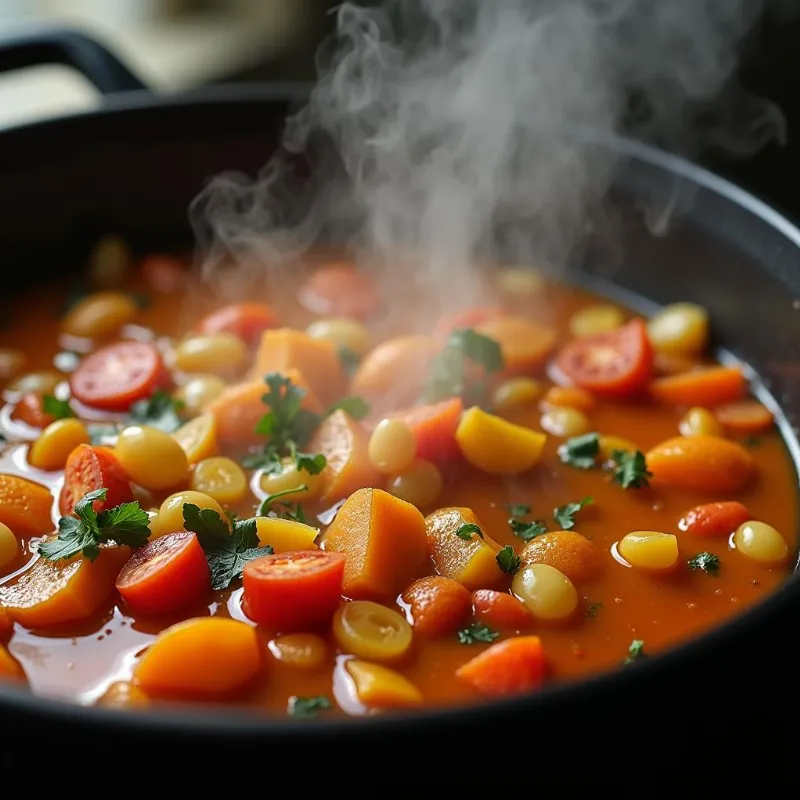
[255,517,319,553]
[321,488,429,598]
[456,406,546,475]
[172,412,218,465]
[308,410,381,503]
[346,660,423,708]
[618,531,679,571]
[425,507,503,589]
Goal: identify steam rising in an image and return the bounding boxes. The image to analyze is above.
[190,0,786,313]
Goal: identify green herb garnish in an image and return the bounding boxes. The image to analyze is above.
[337,346,361,375]
[457,623,500,645]
[326,396,370,421]
[256,485,308,518]
[455,523,484,541]
[623,639,646,665]
[506,503,547,542]
[288,695,332,718]
[553,496,593,530]
[129,390,184,432]
[558,432,600,469]
[496,545,521,574]
[43,394,76,420]
[687,551,720,575]
[610,449,652,489]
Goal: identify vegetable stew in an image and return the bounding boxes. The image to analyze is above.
[0,248,795,718]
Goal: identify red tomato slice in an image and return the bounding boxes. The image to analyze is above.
[70,341,170,411]
[116,531,210,615]
[196,303,277,347]
[12,393,54,429]
[298,263,382,321]
[554,319,653,398]
[58,443,134,516]
[242,550,345,632]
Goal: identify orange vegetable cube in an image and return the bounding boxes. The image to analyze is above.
[0,474,55,536]
[456,636,546,697]
[308,410,381,503]
[251,328,345,405]
[346,660,423,708]
[321,487,429,598]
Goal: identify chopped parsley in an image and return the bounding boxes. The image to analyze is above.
[455,523,484,541]
[288,695,332,718]
[457,623,500,644]
[687,551,720,575]
[337,345,361,375]
[506,503,547,542]
[38,489,151,562]
[610,449,651,489]
[43,394,76,420]
[623,639,646,665]
[586,601,603,618]
[496,545,521,574]
[129,390,184,432]
[182,503,273,590]
[558,432,600,469]
[553,496,593,530]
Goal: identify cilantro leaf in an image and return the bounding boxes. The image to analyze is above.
[38,514,99,562]
[288,695,332,718]
[507,504,547,542]
[505,503,531,517]
[457,623,500,644]
[623,639,646,665]
[687,551,720,575]
[255,373,316,448]
[455,523,484,541]
[292,447,327,476]
[182,503,231,543]
[558,432,600,470]
[43,394,76,420]
[496,545,521,574]
[129,390,184,432]
[553,496,593,530]
[256,485,308,517]
[96,502,151,549]
[241,443,283,472]
[610,449,652,489]
[326,396,370,421]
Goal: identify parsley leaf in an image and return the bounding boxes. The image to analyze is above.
[506,503,547,542]
[455,523,484,541]
[129,390,184,432]
[182,503,273,590]
[256,485,308,517]
[558,432,600,469]
[623,639,646,665]
[337,345,361,375]
[43,394,76,420]
[291,446,327,476]
[496,545,521,574]
[288,695,332,718]
[687,551,720,575]
[506,503,531,517]
[553,496,593,530]
[457,623,500,644]
[38,489,151,562]
[326,396,370,421]
[610,449,652,489]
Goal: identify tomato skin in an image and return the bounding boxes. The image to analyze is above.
[678,501,752,537]
[70,341,171,411]
[242,550,346,632]
[116,531,210,615]
[298,264,381,321]
[196,303,277,347]
[12,393,54,429]
[58,444,134,516]
[554,318,653,398]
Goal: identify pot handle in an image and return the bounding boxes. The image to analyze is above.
[0,27,148,95]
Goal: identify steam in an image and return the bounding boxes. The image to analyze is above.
[190,0,786,316]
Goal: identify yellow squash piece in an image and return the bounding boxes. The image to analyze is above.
[425,507,503,589]
[346,660,423,709]
[255,517,319,553]
[456,406,546,475]
[172,412,218,465]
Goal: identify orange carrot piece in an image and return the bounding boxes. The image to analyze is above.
[308,410,381,503]
[542,385,596,411]
[0,643,25,681]
[714,400,774,435]
[472,589,533,630]
[649,366,745,408]
[322,487,429,598]
[519,531,604,583]
[678,501,752,537]
[474,315,557,377]
[392,397,463,463]
[456,636,546,697]
[0,474,54,536]
[401,576,472,637]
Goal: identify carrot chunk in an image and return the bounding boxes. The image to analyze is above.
[0,643,25,681]
[308,410,381,503]
[472,589,533,630]
[392,397,463,464]
[474,316,557,376]
[714,400,774,435]
[251,328,345,405]
[542,385,596,412]
[678,501,752,537]
[401,576,472,637]
[650,366,745,408]
[0,474,55,536]
[456,636,546,697]
[519,531,604,583]
[321,487,429,598]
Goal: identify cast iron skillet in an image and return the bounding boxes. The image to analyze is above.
[0,29,799,767]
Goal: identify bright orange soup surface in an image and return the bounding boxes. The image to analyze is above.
[0,253,796,718]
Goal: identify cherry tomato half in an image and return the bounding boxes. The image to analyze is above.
[196,303,277,347]
[58,444,134,516]
[554,318,653,398]
[70,341,170,411]
[242,550,345,632]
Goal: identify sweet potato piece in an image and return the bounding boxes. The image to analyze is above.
[251,328,345,405]
[401,576,471,637]
[308,410,381,503]
[425,507,504,589]
[0,643,24,681]
[321,487,429,598]
[0,474,54,536]
[0,543,129,628]
[519,531,604,583]
[207,368,322,443]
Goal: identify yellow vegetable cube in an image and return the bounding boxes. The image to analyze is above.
[346,660,423,708]
[456,406,546,475]
[172,412,218,465]
[255,517,320,553]
[618,531,679,571]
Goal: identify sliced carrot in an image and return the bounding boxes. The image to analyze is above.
[391,397,463,464]
[456,636,546,697]
[308,410,381,503]
[646,435,754,493]
[322,487,429,598]
[207,368,322,444]
[132,617,263,699]
[542,385,596,411]
[0,474,54,536]
[519,531,604,583]
[650,366,745,408]
[12,392,54,429]
[298,262,382,321]
[714,400,774,435]
[433,306,505,341]
[474,315,557,377]
[0,544,129,628]
[678,501,752,537]
[472,589,533,630]
[196,302,277,347]
[58,444,133,517]
[251,328,345,405]
[0,643,24,681]
[401,576,471,637]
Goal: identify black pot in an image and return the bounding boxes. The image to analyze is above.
[1,29,799,775]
